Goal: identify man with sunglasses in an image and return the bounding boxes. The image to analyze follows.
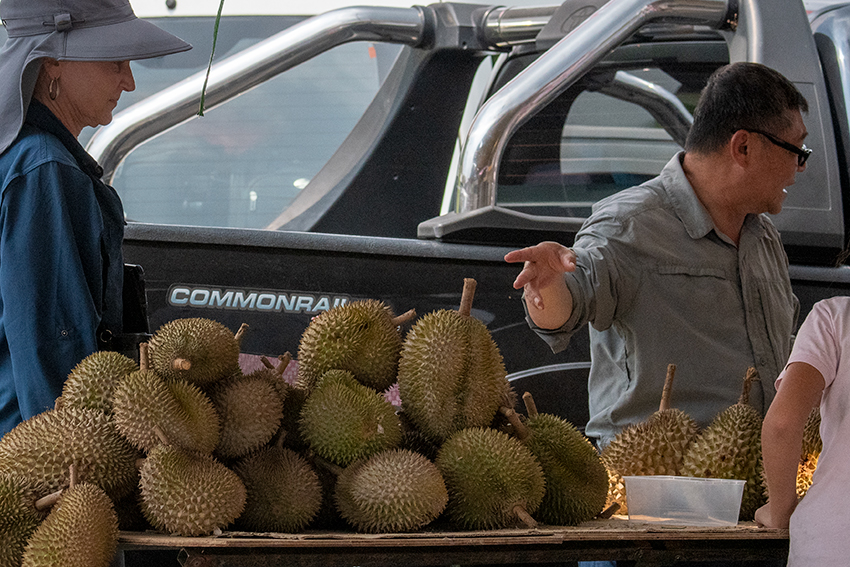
[505,62,806,456]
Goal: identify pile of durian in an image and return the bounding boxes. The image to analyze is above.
[601,364,822,521]
[0,278,614,566]
[0,276,823,565]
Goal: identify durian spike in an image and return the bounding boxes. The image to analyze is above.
[659,363,677,412]
[458,278,477,317]
[235,323,249,347]
[499,406,530,441]
[35,489,63,511]
[139,342,150,372]
[522,392,539,418]
[513,504,538,529]
[391,309,417,327]
[172,358,192,371]
[54,396,64,411]
[740,367,759,406]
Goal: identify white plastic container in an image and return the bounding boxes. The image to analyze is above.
[623,475,746,527]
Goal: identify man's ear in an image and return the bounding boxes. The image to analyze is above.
[729,129,751,167]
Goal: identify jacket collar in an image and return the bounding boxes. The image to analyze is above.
[25,98,104,179]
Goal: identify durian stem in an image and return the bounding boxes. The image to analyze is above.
[139,342,150,372]
[234,323,249,346]
[597,502,620,519]
[311,454,344,477]
[153,424,171,446]
[69,463,78,488]
[458,278,477,317]
[659,363,676,412]
[513,505,538,529]
[740,367,759,406]
[277,352,292,376]
[522,392,539,418]
[262,352,293,378]
[172,358,192,371]
[35,489,63,511]
[500,406,530,440]
[391,309,417,327]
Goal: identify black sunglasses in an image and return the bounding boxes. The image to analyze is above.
[745,129,812,167]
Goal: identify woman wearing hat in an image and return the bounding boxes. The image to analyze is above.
[0,0,191,436]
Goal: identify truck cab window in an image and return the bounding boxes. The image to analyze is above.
[83,16,401,230]
[496,61,718,220]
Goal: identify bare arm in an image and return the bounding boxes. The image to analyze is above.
[504,241,576,330]
[755,362,824,529]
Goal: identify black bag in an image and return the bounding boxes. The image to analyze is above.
[97,263,152,364]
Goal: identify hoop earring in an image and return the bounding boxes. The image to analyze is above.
[48,77,60,101]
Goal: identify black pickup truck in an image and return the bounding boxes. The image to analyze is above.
[34,0,850,427]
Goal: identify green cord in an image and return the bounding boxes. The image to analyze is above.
[198,0,226,116]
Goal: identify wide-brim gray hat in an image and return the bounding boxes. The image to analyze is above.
[0,0,192,155]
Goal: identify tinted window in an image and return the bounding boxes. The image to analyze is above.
[91,16,400,229]
[497,56,721,219]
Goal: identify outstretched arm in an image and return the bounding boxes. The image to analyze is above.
[755,362,824,529]
[504,241,576,330]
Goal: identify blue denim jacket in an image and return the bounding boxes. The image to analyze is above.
[528,152,799,447]
[0,100,125,436]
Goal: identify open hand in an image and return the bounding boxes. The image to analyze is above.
[504,241,576,311]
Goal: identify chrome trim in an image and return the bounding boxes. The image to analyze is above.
[456,0,733,213]
[482,5,559,46]
[599,71,693,147]
[88,6,429,182]
[507,361,591,381]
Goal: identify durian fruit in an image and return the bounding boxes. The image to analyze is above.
[681,367,766,520]
[112,343,220,454]
[335,448,448,533]
[297,300,414,392]
[0,407,138,502]
[601,364,700,513]
[22,472,119,567]
[502,393,608,526]
[796,406,822,498]
[436,427,545,530]
[210,369,284,460]
[147,318,245,386]
[397,279,512,443]
[299,370,402,467]
[61,351,139,414]
[0,474,46,567]
[139,443,246,536]
[232,445,322,533]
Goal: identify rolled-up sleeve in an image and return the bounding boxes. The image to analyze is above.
[524,213,626,353]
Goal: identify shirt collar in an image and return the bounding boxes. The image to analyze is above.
[24,98,104,179]
[659,151,766,242]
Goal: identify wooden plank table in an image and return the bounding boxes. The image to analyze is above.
[116,517,789,567]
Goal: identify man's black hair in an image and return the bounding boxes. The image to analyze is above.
[685,62,809,154]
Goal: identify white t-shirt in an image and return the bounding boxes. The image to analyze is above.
[778,296,850,566]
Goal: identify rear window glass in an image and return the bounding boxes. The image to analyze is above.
[496,61,716,219]
[84,16,400,229]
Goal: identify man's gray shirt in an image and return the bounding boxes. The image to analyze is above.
[528,153,799,447]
